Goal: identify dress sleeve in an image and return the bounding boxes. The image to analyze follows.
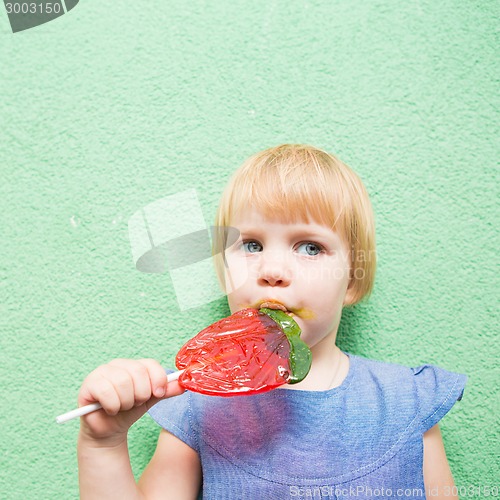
[411,364,467,433]
[147,370,200,452]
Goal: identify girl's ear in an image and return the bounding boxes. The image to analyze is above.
[343,277,357,307]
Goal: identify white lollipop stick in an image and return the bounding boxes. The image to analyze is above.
[55,369,184,424]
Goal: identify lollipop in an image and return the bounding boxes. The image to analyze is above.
[176,307,312,396]
[55,306,311,422]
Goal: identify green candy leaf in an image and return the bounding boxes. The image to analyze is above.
[260,308,312,384]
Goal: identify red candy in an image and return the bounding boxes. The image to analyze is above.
[176,309,292,396]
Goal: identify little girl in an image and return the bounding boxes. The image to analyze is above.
[77,144,466,499]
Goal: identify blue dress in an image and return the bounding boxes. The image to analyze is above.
[148,353,466,499]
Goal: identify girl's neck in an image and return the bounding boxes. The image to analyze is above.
[282,342,349,392]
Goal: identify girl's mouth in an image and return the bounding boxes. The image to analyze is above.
[255,301,315,320]
[258,300,290,314]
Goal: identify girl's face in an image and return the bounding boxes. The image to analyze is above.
[224,208,351,350]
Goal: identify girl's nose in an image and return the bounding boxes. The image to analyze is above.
[257,252,291,287]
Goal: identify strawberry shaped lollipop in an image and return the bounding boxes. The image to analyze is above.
[55,308,312,423]
[175,307,312,396]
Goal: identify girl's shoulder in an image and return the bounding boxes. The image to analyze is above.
[348,353,467,432]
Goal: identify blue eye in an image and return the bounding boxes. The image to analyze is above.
[297,242,323,256]
[242,240,263,253]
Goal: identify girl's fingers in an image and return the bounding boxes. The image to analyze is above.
[136,358,169,398]
[78,367,115,408]
[84,373,123,415]
[77,359,172,418]
[108,359,152,406]
[98,364,135,413]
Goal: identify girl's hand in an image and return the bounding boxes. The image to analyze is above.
[77,359,183,446]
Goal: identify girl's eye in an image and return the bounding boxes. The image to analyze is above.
[242,240,263,253]
[296,242,323,256]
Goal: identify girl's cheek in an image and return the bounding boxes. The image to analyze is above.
[225,258,253,286]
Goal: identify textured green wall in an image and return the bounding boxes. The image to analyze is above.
[1,1,498,497]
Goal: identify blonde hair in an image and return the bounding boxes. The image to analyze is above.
[213,144,376,305]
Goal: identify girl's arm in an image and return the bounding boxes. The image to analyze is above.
[138,430,202,499]
[423,424,457,499]
[78,434,145,500]
[77,358,186,499]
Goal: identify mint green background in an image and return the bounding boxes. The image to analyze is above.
[1,1,498,497]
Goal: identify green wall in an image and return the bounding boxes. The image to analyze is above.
[1,1,498,497]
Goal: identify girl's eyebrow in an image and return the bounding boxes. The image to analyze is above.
[236,224,343,245]
[280,222,340,239]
